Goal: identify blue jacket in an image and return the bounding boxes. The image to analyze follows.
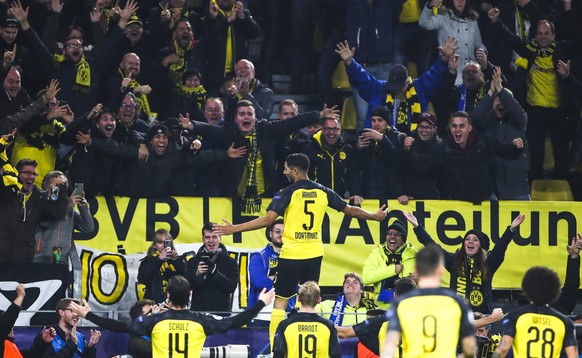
[248,244,295,310]
[345,57,448,129]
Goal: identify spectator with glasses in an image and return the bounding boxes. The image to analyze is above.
[302,117,363,204]
[363,218,417,309]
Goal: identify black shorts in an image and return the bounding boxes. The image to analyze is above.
[274,256,323,299]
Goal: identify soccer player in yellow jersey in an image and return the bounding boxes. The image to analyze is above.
[273,281,341,358]
[69,276,275,358]
[214,152,388,349]
[382,245,477,358]
[492,266,578,358]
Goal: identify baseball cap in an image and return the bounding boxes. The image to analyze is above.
[386,64,408,93]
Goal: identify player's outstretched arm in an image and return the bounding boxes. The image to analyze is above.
[343,204,388,221]
[380,330,401,358]
[214,211,279,235]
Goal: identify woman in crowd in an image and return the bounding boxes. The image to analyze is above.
[403,211,525,313]
[137,229,185,303]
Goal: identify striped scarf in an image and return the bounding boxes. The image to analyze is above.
[516,40,557,70]
[169,36,194,77]
[385,77,421,131]
[118,68,156,119]
[236,78,257,101]
[213,0,236,74]
[0,138,21,191]
[54,54,91,91]
[176,84,207,111]
[526,39,556,58]
[241,128,261,214]
[457,82,487,112]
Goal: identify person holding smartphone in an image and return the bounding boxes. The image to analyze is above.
[137,229,185,304]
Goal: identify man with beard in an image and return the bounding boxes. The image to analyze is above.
[471,67,529,200]
[223,59,274,121]
[303,117,363,205]
[105,52,156,121]
[115,92,150,145]
[248,219,296,326]
[402,111,524,202]
[15,0,138,117]
[362,219,417,309]
[67,108,126,197]
[39,298,101,357]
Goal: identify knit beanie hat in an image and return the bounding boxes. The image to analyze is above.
[387,220,407,241]
[465,229,490,251]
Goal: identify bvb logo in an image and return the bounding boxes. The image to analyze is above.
[470,290,483,306]
[339,152,346,160]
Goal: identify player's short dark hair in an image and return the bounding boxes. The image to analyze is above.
[167,276,191,307]
[394,277,416,296]
[416,245,443,276]
[266,218,284,241]
[522,266,561,305]
[285,153,310,172]
[298,281,320,308]
[129,299,156,319]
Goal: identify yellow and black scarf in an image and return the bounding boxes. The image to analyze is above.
[235,78,256,102]
[118,68,155,119]
[213,0,236,74]
[457,82,487,112]
[176,84,207,110]
[55,54,91,92]
[526,39,556,58]
[168,35,194,77]
[385,77,421,130]
[241,128,261,214]
[517,40,557,69]
[0,138,21,191]
[100,8,112,35]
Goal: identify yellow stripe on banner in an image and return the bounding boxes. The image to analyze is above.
[84,197,582,289]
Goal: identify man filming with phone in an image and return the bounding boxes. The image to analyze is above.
[33,173,93,264]
[184,222,239,316]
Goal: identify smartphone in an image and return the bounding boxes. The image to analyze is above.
[73,183,84,196]
[164,239,174,250]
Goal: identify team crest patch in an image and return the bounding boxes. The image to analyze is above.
[469,290,483,306]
